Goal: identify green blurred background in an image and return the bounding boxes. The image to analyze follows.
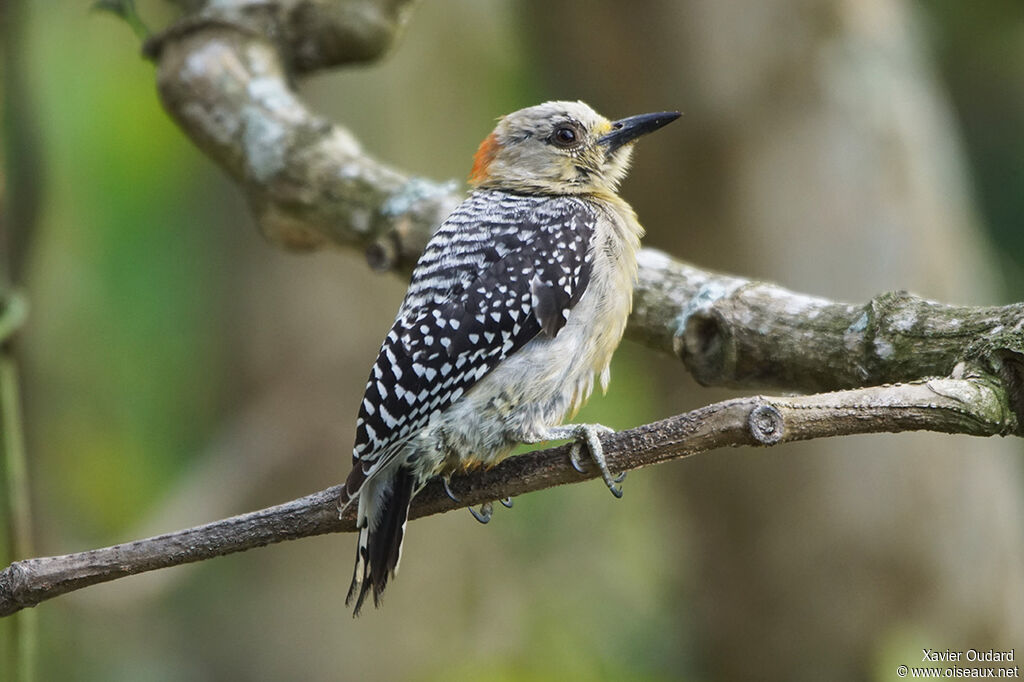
[2,1,1024,680]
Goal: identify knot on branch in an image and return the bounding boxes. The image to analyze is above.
[747,404,784,444]
[988,350,1024,434]
[859,289,916,377]
[673,279,746,386]
[676,308,731,385]
[958,315,1024,434]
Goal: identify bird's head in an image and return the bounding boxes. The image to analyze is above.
[468,100,679,196]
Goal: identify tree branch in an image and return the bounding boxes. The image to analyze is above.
[632,250,1024,392]
[143,0,1024,402]
[146,0,457,262]
[1,373,1015,617]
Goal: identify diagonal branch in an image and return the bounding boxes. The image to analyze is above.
[0,373,1015,617]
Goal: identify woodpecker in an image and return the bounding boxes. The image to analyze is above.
[340,100,679,614]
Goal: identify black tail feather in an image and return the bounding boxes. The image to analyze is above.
[346,466,415,616]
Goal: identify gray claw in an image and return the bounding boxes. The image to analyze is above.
[569,444,588,474]
[578,424,623,498]
[469,501,493,524]
[500,497,514,508]
[441,476,460,503]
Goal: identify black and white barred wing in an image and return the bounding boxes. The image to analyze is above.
[345,193,597,493]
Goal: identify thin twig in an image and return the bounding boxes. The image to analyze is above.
[1,0,41,672]
[0,358,35,677]
[0,375,1014,618]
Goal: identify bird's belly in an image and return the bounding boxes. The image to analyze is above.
[423,269,633,473]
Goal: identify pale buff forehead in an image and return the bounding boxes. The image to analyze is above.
[494,100,611,141]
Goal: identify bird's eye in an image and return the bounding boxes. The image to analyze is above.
[550,124,580,148]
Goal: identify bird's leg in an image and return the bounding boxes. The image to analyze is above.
[525,424,623,498]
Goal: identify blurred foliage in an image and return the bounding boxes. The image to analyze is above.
[24,1,227,541]
[3,0,1022,680]
[926,0,1024,297]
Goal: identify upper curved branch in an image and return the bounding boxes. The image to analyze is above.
[148,0,457,261]
[145,1,1024,405]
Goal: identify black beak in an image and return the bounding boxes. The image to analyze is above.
[598,111,681,154]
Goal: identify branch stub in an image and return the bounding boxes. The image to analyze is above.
[747,404,785,445]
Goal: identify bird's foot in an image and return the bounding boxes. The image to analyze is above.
[442,476,507,523]
[537,423,623,498]
[469,501,493,524]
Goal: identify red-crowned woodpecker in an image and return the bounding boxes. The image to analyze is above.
[340,100,679,614]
